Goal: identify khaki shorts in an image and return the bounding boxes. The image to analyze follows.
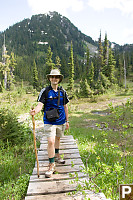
[44,123,66,138]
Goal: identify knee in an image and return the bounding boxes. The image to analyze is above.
[56,136,60,141]
[48,138,55,146]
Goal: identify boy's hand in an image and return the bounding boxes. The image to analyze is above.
[65,122,69,130]
[30,108,36,116]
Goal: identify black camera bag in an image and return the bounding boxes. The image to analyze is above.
[46,89,60,122]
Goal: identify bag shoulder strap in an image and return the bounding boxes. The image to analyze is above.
[42,86,51,112]
[45,86,51,100]
[57,88,60,107]
[59,86,65,105]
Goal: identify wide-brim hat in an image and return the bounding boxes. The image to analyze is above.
[47,69,63,83]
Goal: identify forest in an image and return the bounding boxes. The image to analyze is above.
[0,11,133,200]
[0,12,133,94]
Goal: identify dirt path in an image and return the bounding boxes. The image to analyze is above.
[71,96,131,113]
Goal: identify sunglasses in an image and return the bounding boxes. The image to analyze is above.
[50,75,60,79]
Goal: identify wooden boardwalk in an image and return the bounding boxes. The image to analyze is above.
[25,135,88,200]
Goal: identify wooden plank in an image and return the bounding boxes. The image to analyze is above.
[26,179,76,196]
[40,137,76,144]
[40,143,78,150]
[38,149,79,156]
[26,178,86,196]
[30,172,86,182]
[40,139,76,144]
[25,191,103,200]
[37,153,81,161]
[32,164,84,175]
[41,135,74,140]
[41,135,74,141]
[25,193,74,200]
[35,158,83,167]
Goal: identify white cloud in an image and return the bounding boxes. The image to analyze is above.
[88,0,133,17]
[27,0,84,16]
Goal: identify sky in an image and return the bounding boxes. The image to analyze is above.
[1,0,133,45]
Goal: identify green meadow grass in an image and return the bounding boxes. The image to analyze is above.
[0,81,133,200]
[66,97,133,200]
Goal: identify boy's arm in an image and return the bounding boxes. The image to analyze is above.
[30,102,43,116]
[64,104,69,130]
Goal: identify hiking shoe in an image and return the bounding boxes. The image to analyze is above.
[45,162,55,178]
[55,154,65,164]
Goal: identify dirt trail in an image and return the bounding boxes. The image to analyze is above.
[74,97,131,113]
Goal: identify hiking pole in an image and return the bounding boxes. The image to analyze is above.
[31,106,39,178]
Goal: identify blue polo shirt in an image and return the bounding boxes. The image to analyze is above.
[38,86,69,125]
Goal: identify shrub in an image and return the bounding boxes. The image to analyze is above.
[80,78,93,97]
[0,108,32,145]
[100,73,111,89]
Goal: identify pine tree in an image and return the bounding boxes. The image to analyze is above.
[74,55,81,79]
[0,54,10,90]
[80,78,92,97]
[45,46,55,75]
[7,52,17,90]
[55,56,61,69]
[88,61,94,88]
[103,33,109,76]
[98,31,104,80]
[61,57,68,78]
[86,47,90,78]
[108,48,116,83]
[33,60,39,89]
[68,41,74,93]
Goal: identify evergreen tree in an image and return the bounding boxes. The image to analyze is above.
[100,72,111,89]
[108,48,116,83]
[0,54,10,90]
[33,60,39,89]
[94,78,105,94]
[86,47,90,79]
[45,46,55,76]
[55,56,61,69]
[7,52,17,90]
[80,78,92,97]
[92,54,99,81]
[98,31,104,80]
[68,41,74,94]
[103,33,109,76]
[61,57,68,78]
[88,61,94,88]
[74,55,81,79]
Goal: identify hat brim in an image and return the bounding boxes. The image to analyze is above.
[47,74,63,83]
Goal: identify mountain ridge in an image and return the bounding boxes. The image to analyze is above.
[1,11,133,83]
[0,11,97,58]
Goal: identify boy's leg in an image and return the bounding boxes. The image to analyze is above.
[55,136,60,149]
[44,125,56,178]
[47,136,55,158]
[55,124,66,164]
[45,136,56,178]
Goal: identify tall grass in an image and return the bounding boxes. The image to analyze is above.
[0,86,39,200]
